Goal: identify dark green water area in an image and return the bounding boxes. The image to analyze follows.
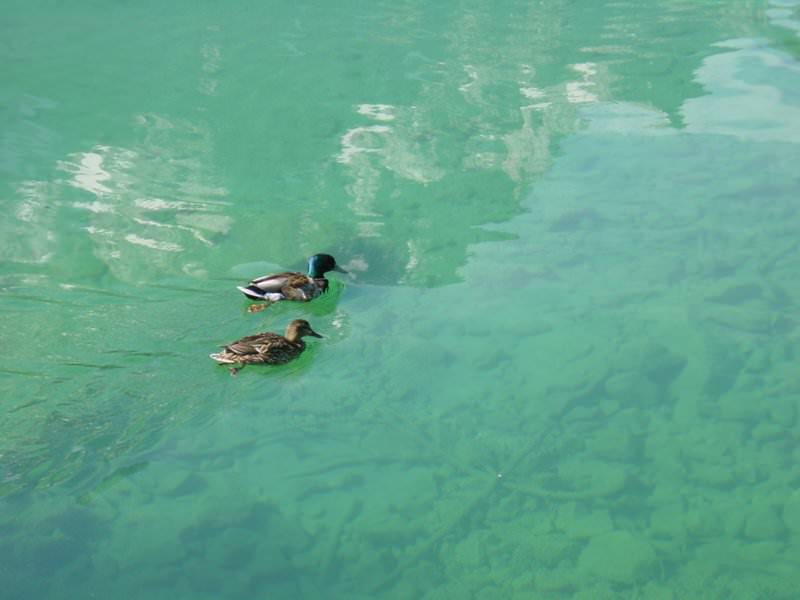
[2,0,800,598]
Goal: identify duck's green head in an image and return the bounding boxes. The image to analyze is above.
[307,253,347,278]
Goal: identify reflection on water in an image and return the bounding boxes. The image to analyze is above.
[12,115,232,284]
[318,0,772,286]
[769,0,800,39]
[684,38,800,142]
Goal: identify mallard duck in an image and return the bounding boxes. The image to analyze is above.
[237,253,347,313]
[210,319,323,375]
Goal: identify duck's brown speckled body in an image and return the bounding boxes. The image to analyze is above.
[210,319,322,375]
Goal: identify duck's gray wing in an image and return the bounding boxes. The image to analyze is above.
[248,271,299,293]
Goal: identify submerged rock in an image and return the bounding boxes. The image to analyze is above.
[526,534,574,567]
[610,340,687,388]
[706,281,763,305]
[555,503,614,540]
[649,504,686,539]
[743,504,785,540]
[534,565,577,592]
[640,582,675,600]
[604,371,660,408]
[781,491,800,534]
[768,396,797,428]
[684,507,724,539]
[689,461,736,488]
[703,303,776,335]
[454,534,486,569]
[578,530,657,584]
[584,424,636,461]
[557,459,628,498]
[572,582,617,600]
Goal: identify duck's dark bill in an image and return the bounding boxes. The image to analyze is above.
[333,265,348,273]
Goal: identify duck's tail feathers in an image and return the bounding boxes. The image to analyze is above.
[210,352,236,364]
[238,285,267,300]
[237,286,284,302]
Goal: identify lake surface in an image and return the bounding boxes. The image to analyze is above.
[2,0,800,598]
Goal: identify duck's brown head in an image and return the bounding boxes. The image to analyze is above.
[285,319,323,342]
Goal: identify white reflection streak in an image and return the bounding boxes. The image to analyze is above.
[356,222,384,237]
[73,200,114,214]
[15,180,46,223]
[124,234,182,252]
[520,86,546,100]
[357,104,396,121]
[133,217,213,246]
[199,39,221,96]
[134,198,190,211]
[566,62,599,104]
[12,181,53,264]
[520,85,551,112]
[337,125,391,164]
[459,64,478,93]
[61,152,113,197]
[767,0,800,35]
[405,240,419,274]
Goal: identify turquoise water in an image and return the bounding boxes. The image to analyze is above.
[2,0,800,597]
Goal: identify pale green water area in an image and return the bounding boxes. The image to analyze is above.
[3,0,800,598]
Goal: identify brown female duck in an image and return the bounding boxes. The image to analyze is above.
[210,319,322,375]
